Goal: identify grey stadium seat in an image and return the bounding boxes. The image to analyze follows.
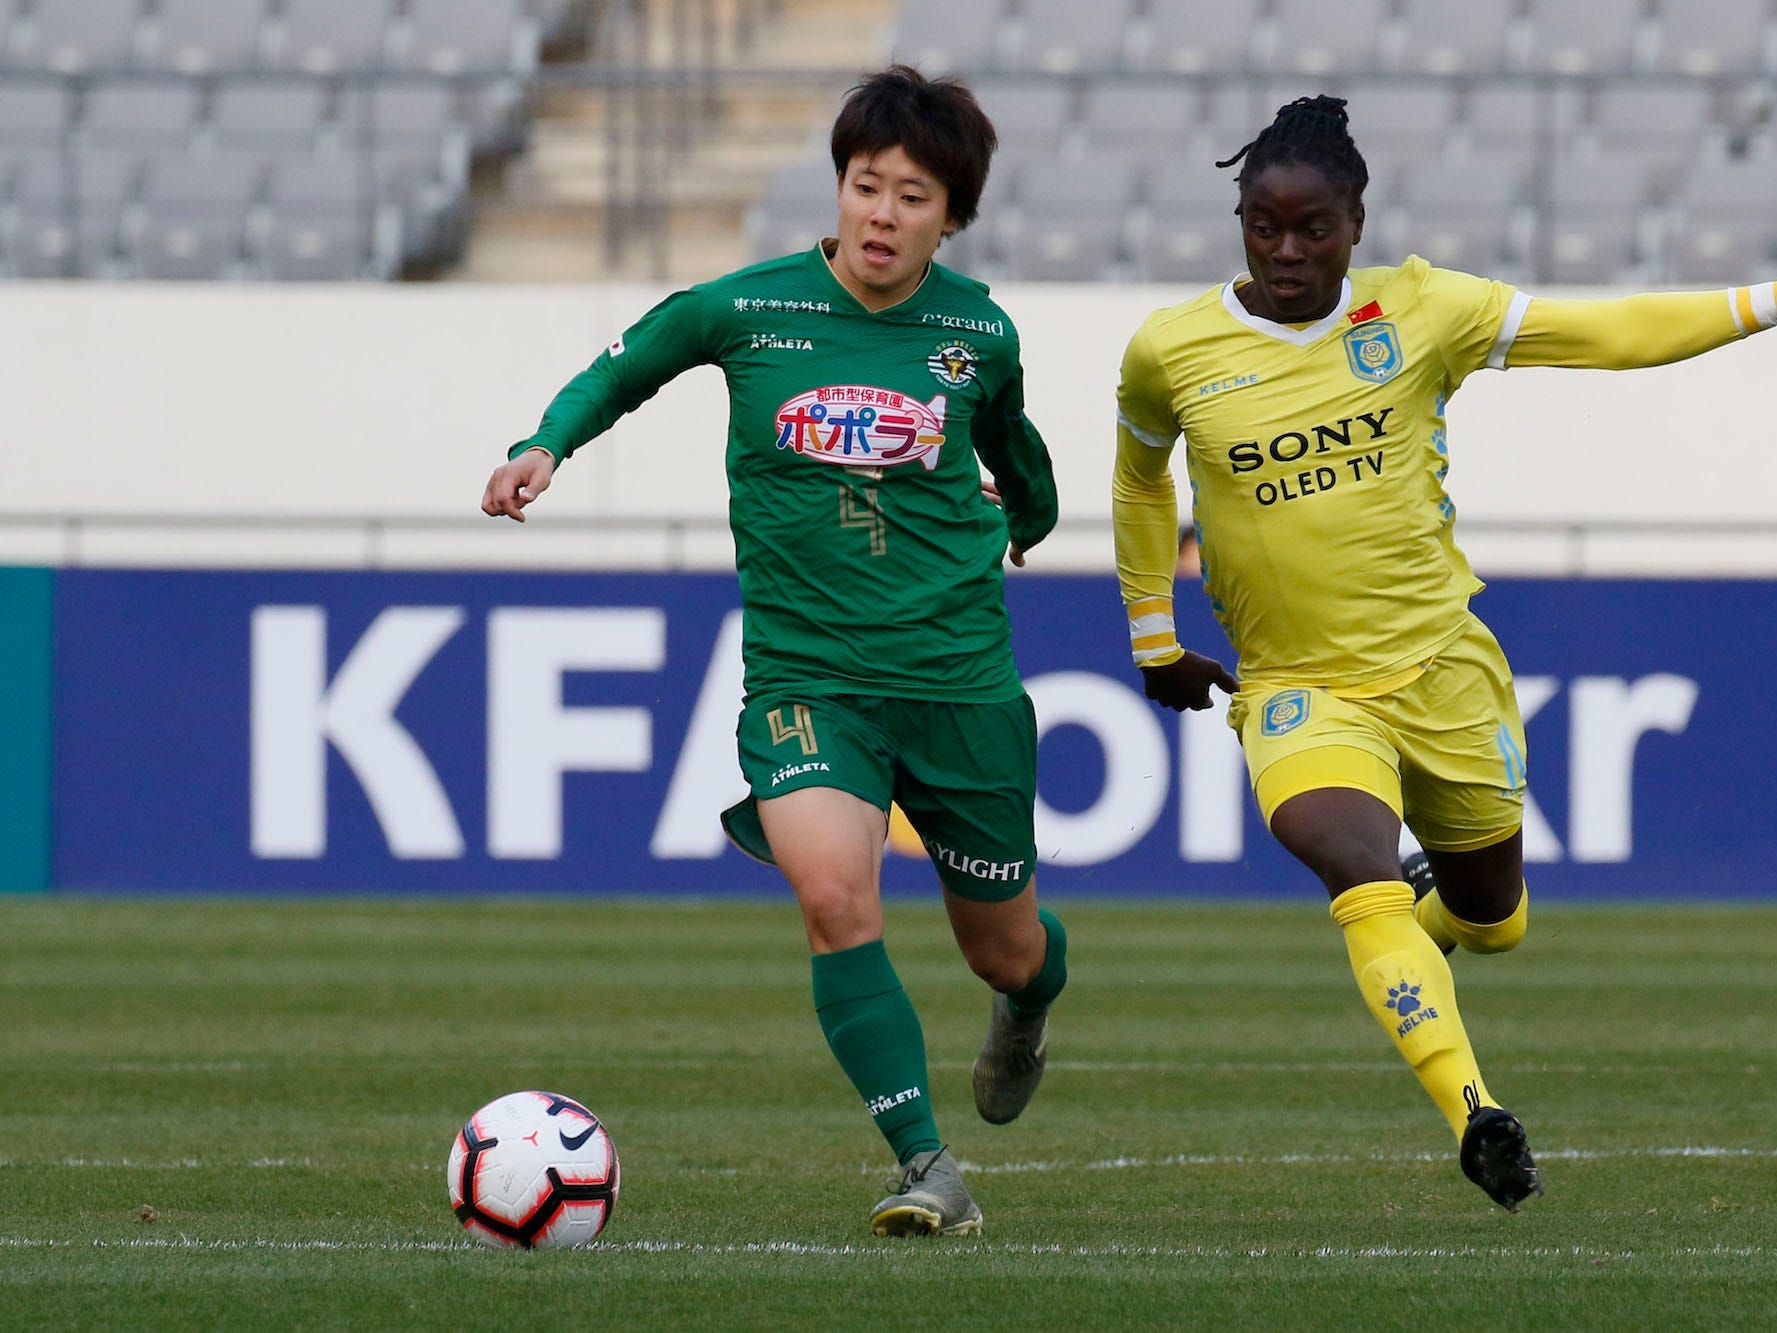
[211,77,334,152]
[969,79,1073,154]
[1139,0,1261,74]
[264,0,396,74]
[1539,151,1655,283]
[1132,156,1247,282]
[888,0,1007,74]
[746,201,826,265]
[136,0,268,74]
[1580,84,1718,190]
[1458,84,1582,155]
[1003,215,1120,281]
[1520,0,1648,75]
[1261,0,1389,76]
[1649,0,1773,75]
[1396,152,1530,275]
[1665,158,1777,283]
[761,155,840,209]
[0,149,76,277]
[400,0,539,75]
[1131,217,1248,283]
[1079,80,1201,154]
[1340,81,1460,165]
[81,78,203,148]
[259,154,399,280]
[132,149,262,278]
[1392,0,1517,75]
[7,0,143,73]
[0,78,74,147]
[1007,0,1134,73]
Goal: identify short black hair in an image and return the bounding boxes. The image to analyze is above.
[1216,94,1369,208]
[830,64,998,230]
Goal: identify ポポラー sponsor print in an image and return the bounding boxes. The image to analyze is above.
[773,386,948,470]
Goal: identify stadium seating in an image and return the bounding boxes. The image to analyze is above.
[1,0,1773,286]
[741,0,1777,288]
[0,0,545,279]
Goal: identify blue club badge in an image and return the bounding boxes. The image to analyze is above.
[1344,321,1404,384]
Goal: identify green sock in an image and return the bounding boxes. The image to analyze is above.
[811,940,941,1164]
[1007,907,1069,1021]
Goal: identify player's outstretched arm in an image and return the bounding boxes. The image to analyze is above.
[481,446,557,523]
[1508,281,1777,371]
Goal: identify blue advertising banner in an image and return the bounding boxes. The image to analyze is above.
[50,570,1777,898]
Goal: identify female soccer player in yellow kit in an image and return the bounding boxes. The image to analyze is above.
[1112,94,1777,1211]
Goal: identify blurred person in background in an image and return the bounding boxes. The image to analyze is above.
[1111,94,1777,1212]
[482,65,1067,1237]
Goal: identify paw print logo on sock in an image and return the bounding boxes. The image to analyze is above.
[1385,980,1423,1017]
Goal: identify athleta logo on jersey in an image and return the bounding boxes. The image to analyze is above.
[773,386,948,470]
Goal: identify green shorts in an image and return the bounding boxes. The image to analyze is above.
[1228,613,1528,852]
[721,692,1039,901]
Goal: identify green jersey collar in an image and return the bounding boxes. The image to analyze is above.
[813,239,939,316]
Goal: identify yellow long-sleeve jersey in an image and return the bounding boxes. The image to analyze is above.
[1114,256,1776,690]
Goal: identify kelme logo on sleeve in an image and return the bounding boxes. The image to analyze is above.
[773,386,947,470]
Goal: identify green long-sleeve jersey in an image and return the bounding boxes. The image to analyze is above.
[511,244,1059,702]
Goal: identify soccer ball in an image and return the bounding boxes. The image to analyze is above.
[447,1090,620,1249]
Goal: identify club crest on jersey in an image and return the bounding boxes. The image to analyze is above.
[927,341,979,388]
[773,385,947,471]
[1344,321,1403,384]
[1261,689,1310,736]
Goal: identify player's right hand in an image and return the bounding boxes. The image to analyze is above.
[481,447,556,522]
[1139,651,1238,712]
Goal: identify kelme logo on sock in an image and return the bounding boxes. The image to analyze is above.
[1385,979,1440,1038]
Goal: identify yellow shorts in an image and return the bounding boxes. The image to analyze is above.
[1229,613,1527,853]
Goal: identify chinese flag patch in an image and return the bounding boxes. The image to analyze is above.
[1348,300,1384,325]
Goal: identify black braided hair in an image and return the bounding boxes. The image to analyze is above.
[1216,94,1369,206]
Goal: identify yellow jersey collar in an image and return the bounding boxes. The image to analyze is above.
[1221,274,1354,347]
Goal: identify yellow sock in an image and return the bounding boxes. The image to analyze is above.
[1331,881,1494,1139]
[1415,883,1529,955]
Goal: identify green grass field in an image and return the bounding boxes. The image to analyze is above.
[2,897,1774,1330]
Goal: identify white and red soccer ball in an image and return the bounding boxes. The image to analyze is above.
[447,1090,620,1249]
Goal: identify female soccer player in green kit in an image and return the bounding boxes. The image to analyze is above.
[482,67,1068,1236]
[1113,94,1777,1212]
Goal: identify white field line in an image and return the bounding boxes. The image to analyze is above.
[4,1146,1773,1175]
[40,1059,1768,1078]
[0,1235,1767,1262]
[954,1145,1777,1176]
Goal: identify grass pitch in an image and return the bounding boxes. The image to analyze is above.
[2,896,1774,1330]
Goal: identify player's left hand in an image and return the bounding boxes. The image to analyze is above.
[1140,651,1238,711]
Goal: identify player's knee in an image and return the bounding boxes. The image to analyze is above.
[1449,883,1529,954]
[960,941,1040,994]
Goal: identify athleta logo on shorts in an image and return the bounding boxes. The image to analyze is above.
[773,386,947,470]
[923,839,1027,884]
[1261,689,1310,736]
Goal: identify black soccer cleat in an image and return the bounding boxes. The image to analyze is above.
[1460,1106,1545,1212]
[1401,851,1455,956]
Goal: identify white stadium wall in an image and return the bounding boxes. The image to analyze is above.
[3,281,1775,573]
